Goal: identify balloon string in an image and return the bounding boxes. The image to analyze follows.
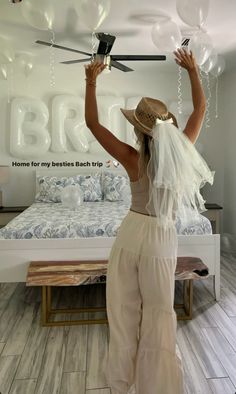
[177,66,182,114]
[215,77,218,118]
[50,29,56,87]
[91,31,96,62]
[205,72,211,128]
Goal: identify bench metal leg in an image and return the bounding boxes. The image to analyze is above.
[183,279,193,319]
[41,286,48,326]
[41,286,108,327]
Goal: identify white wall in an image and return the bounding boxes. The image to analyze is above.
[219,69,236,234]
[0,63,222,207]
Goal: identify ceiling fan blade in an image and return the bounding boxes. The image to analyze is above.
[111,59,133,72]
[60,58,91,64]
[35,40,92,57]
[111,55,166,61]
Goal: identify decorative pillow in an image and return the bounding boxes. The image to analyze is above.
[35,176,76,203]
[103,171,130,201]
[35,173,102,203]
[72,173,102,201]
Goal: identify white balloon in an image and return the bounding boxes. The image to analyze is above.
[0,64,8,80]
[201,48,218,73]
[51,95,89,153]
[16,53,34,77]
[61,185,84,209]
[0,37,15,63]
[210,55,226,77]
[189,31,213,66]
[151,20,182,52]
[74,0,111,31]
[10,98,51,159]
[176,0,210,27]
[21,0,54,30]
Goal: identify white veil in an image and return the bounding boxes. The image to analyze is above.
[145,118,215,227]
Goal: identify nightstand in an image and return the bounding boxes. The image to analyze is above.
[202,203,223,234]
[0,206,28,228]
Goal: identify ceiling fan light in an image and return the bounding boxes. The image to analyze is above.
[103,66,111,73]
[103,55,111,73]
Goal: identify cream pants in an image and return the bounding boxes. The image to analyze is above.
[105,210,184,394]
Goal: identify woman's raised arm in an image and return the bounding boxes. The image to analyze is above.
[174,48,206,144]
[84,61,137,167]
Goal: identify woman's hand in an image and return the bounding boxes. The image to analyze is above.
[173,48,198,73]
[84,60,106,83]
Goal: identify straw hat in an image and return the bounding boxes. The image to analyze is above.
[120,97,178,136]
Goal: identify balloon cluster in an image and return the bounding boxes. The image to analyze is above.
[151,0,225,121]
[151,0,225,77]
[0,0,110,88]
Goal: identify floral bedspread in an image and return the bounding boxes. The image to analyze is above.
[0,202,212,239]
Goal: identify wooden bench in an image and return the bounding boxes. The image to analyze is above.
[26,257,209,326]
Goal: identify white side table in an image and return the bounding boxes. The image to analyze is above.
[202,203,223,234]
[0,206,28,228]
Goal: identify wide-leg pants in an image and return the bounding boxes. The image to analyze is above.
[105,210,184,394]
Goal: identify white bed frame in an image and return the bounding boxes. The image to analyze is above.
[0,168,221,301]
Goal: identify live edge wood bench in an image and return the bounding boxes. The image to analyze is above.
[26,257,209,327]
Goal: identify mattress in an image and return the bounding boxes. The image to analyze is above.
[0,202,212,239]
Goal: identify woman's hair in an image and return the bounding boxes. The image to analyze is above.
[134,128,152,179]
[134,112,178,178]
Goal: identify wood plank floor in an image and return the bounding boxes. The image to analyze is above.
[0,252,236,394]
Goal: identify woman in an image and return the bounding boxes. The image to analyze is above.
[84,48,214,394]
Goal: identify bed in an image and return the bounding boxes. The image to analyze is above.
[0,169,220,300]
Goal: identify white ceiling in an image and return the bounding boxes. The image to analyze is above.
[0,0,236,73]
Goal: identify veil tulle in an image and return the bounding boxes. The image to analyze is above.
[145,118,215,227]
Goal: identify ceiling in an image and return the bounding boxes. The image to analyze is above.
[0,0,236,73]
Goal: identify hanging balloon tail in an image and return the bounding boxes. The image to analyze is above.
[91,31,96,62]
[205,72,212,128]
[49,30,56,87]
[177,65,182,115]
[215,77,218,118]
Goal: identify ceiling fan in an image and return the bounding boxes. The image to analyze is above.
[35,32,166,72]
